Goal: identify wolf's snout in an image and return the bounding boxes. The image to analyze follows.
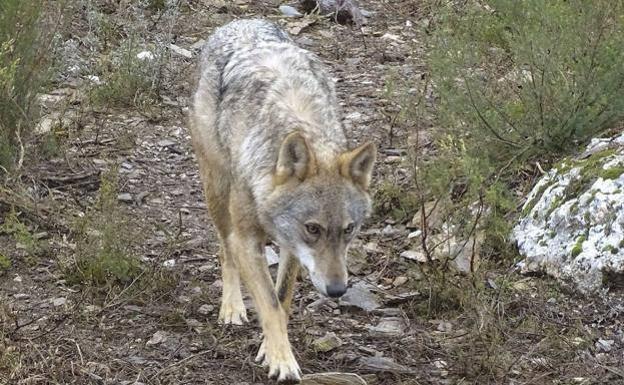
[325,282,347,298]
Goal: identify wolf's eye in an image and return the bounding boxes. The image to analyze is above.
[305,223,321,235]
[344,223,355,235]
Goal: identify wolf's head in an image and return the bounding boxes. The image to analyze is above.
[260,132,376,298]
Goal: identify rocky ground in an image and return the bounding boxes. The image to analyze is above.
[1,1,624,384]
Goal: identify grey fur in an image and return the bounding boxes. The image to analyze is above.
[191,19,372,288]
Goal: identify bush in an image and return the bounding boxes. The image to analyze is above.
[89,38,164,109]
[417,0,624,256]
[67,168,142,288]
[0,1,56,171]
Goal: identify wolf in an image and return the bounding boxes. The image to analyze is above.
[189,19,376,383]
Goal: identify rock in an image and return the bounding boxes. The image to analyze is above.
[407,230,422,240]
[513,132,624,293]
[367,317,405,336]
[157,139,176,147]
[340,281,381,311]
[198,304,214,315]
[595,339,615,352]
[52,297,67,306]
[400,250,427,263]
[411,201,444,230]
[279,5,303,17]
[312,332,343,352]
[117,193,133,203]
[301,373,367,385]
[169,44,193,58]
[436,321,453,332]
[392,276,408,287]
[13,293,30,300]
[146,330,167,346]
[136,51,154,60]
[162,259,176,268]
[432,234,483,273]
[358,356,412,374]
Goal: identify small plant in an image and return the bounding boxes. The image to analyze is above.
[0,253,10,274]
[67,168,142,288]
[0,209,43,264]
[89,37,164,109]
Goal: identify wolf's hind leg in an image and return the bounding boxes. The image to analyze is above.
[217,245,248,325]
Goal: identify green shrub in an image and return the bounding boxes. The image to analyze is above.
[67,168,142,288]
[90,38,163,109]
[0,0,56,171]
[417,0,624,256]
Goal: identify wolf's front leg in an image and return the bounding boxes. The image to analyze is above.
[228,231,301,384]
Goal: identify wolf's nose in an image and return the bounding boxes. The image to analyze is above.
[326,282,347,298]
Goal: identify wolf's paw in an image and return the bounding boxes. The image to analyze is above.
[218,300,248,325]
[256,338,301,384]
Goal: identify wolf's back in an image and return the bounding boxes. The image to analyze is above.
[199,19,292,81]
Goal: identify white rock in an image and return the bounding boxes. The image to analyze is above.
[400,250,427,262]
[136,51,154,60]
[86,75,102,85]
[367,317,405,336]
[146,330,167,346]
[595,339,615,352]
[169,44,193,59]
[163,259,176,268]
[52,297,67,306]
[198,304,214,315]
[513,132,624,294]
[279,5,303,17]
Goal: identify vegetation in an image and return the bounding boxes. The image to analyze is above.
[398,0,624,261]
[0,1,57,171]
[66,168,143,288]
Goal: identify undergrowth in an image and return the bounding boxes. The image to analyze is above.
[0,0,60,172]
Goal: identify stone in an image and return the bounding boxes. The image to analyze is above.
[312,332,343,352]
[358,356,412,374]
[279,5,303,17]
[400,250,427,262]
[340,281,381,312]
[392,276,408,287]
[136,51,154,60]
[52,297,67,306]
[514,132,624,293]
[301,373,367,385]
[595,339,615,352]
[146,330,167,346]
[117,193,133,203]
[198,304,214,315]
[367,317,405,336]
[169,44,193,58]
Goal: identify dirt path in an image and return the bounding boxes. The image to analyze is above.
[2,1,623,385]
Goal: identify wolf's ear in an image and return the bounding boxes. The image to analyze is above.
[275,132,316,184]
[339,142,376,190]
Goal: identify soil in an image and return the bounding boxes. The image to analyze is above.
[1,1,623,385]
